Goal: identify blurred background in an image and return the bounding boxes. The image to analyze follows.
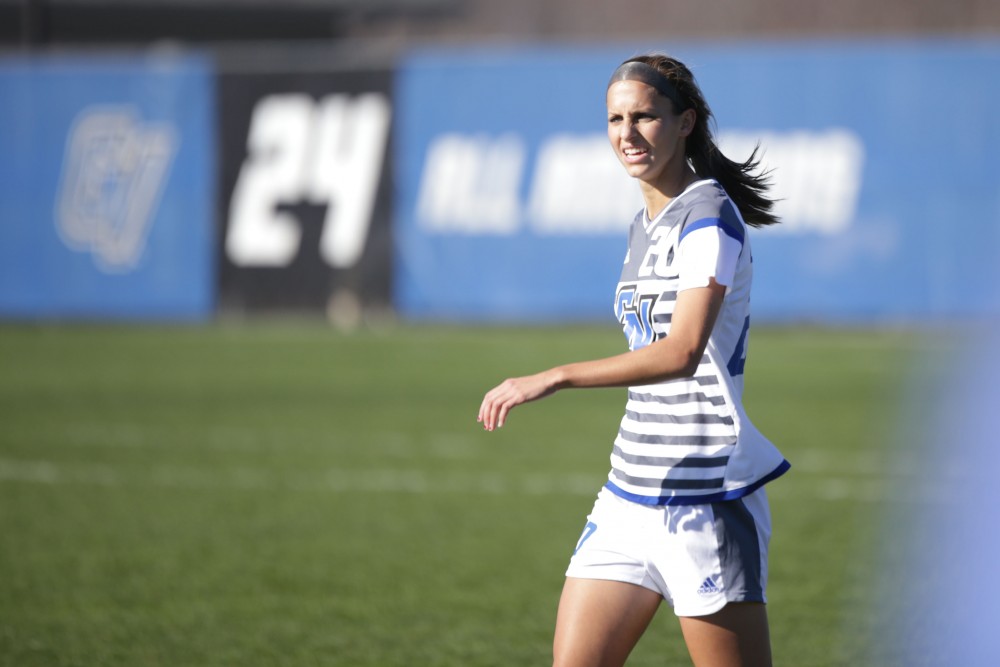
[1,0,998,326]
[1,2,999,666]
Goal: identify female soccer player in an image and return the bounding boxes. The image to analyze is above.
[478,54,790,667]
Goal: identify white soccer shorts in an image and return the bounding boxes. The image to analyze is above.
[565,485,772,617]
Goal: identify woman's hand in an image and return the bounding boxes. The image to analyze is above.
[477,370,562,431]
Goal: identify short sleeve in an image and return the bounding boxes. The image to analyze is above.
[676,215,745,291]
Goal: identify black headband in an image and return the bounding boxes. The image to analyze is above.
[607,61,688,111]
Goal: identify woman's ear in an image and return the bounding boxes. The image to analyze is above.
[679,108,696,138]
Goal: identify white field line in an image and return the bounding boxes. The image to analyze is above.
[0,454,940,502]
[53,424,926,491]
[0,458,599,497]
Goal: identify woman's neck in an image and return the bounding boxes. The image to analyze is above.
[640,167,698,220]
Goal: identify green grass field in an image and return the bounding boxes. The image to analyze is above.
[0,322,928,666]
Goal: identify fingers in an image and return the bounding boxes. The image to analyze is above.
[476,385,497,427]
[477,394,492,430]
[478,379,521,431]
[494,398,511,430]
[478,386,503,431]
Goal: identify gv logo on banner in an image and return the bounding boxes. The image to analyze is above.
[56,106,178,272]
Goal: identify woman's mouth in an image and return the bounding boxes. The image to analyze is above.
[622,146,648,162]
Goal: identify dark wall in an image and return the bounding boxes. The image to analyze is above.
[2,0,996,49]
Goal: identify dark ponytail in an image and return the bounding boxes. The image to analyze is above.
[624,54,780,228]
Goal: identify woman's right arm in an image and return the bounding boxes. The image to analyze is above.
[477,280,726,431]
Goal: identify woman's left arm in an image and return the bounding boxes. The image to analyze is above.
[477,280,727,431]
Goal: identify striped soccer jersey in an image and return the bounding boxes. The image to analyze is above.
[606,179,789,506]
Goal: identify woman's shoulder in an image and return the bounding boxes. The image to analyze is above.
[676,180,732,220]
[677,180,747,241]
[683,179,729,207]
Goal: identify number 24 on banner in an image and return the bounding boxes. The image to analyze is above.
[226,93,391,269]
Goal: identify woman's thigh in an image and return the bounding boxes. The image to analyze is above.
[678,602,772,667]
[553,577,662,667]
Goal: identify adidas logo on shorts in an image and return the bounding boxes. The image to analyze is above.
[697,576,720,596]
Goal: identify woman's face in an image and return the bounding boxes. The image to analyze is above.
[606,79,692,189]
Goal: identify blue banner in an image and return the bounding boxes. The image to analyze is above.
[394,40,1000,323]
[0,54,216,320]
